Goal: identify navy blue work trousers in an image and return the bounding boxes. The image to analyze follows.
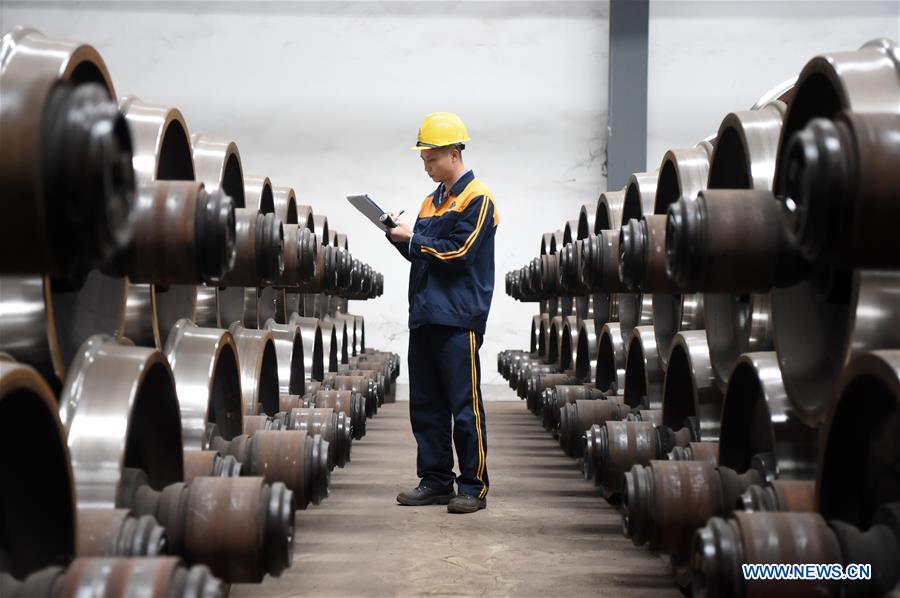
[408,324,489,498]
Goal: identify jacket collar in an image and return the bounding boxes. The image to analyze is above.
[433,169,474,206]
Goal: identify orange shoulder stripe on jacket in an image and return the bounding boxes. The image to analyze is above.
[418,195,437,218]
[420,195,492,260]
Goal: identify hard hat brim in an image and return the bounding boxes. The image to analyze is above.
[410,141,469,151]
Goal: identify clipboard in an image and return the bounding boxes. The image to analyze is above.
[347,194,396,231]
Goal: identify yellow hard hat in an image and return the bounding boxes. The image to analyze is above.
[411,112,470,150]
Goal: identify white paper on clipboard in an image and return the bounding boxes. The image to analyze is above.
[347,194,392,232]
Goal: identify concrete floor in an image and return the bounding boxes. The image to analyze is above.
[233,386,680,597]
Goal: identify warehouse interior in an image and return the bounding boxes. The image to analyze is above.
[1,0,899,596]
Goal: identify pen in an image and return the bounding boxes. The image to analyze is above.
[396,210,405,218]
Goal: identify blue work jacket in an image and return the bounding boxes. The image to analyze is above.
[390,170,499,334]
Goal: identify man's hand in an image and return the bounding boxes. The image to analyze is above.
[387,213,413,243]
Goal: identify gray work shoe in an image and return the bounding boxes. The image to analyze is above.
[447,494,487,514]
[397,485,455,506]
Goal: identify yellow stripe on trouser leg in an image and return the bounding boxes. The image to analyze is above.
[470,332,484,480]
[469,331,487,499]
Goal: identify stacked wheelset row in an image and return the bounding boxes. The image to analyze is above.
[500,38,900,596]
[0,26,400,597]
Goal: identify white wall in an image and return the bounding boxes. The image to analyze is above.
[1,1,611,387]
[645,0,899,170]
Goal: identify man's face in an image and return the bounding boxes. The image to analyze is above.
[421,147,456,182]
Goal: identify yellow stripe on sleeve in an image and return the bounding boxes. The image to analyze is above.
[420,196,491,260]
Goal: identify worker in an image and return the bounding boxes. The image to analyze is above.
[386,112,499,514]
